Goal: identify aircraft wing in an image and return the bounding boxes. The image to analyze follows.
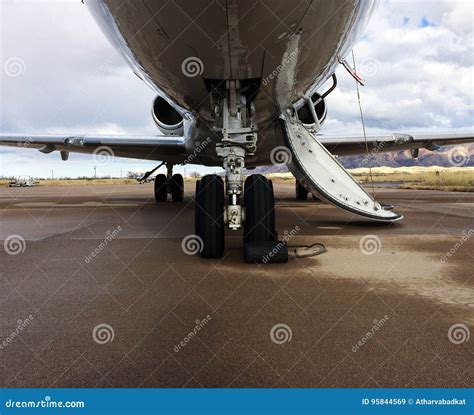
[318,132,474,157]
[0,134,186,162]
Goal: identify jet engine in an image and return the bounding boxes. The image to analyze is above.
[296,92,328,128]
[152,96,184,136]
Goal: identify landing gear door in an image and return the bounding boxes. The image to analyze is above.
[280,111,403,222]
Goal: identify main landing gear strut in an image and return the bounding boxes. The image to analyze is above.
[149,163,184,203]
[194,80,278,259]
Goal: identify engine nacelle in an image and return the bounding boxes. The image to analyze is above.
[296,92,327,128]
[152,96,184,136]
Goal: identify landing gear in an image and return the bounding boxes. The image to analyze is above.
[215,80,257,234]
[192,80,281,260]
[244,175,276,243]
[194,173,277,259]
[153,163,184,203]
[195,175,225,258]
[296,181,309,200]
[169,174,184,202]
[154,174,167,202]
[296,181,321,201]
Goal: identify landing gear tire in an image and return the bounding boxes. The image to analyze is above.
[195,175,225,258]
[194,180,201,237]
[296,181,309,200]
[154,174,167,202]
[243,175,276,244]
[169,174,184,202]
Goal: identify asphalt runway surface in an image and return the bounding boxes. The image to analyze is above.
[0,182,472,388]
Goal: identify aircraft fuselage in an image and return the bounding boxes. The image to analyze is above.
[86,0,376,165]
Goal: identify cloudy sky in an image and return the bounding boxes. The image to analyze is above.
[1,0,473,178]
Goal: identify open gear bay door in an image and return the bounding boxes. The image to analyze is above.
[280,111,403,222]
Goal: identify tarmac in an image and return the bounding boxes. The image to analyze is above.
[0,182,472,387]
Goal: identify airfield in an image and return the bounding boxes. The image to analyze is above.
[0,182,472,388]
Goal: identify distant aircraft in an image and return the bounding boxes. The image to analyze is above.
[1,1,472,259]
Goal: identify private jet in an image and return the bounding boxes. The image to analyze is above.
[1,0,473,260]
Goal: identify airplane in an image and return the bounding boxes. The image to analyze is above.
[1,0,473,260]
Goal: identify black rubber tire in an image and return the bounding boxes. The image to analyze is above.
[296,181,309,200]
[154,174,167,202]
[194,180,201,237]
[244,175,276,244]
[268,180,278,241]
[195,175,225,258]
[170,174,184,202]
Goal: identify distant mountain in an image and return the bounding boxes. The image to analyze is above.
[339,144,473,168]
[249,144,472,174]
[246,165,287,174]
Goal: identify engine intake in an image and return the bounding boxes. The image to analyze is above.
[152,96,184,136]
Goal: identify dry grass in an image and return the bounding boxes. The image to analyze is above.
[38,179,139,186]
[351,166,474,192]
[265,167,474,192]
[2,167,472,192]
[2,177,201,187]
[0,179,139,187]
[266,173,295,182]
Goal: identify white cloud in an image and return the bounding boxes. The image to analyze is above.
[323,0,473,135]
[0,0,472,176]
[0,1,157,134]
